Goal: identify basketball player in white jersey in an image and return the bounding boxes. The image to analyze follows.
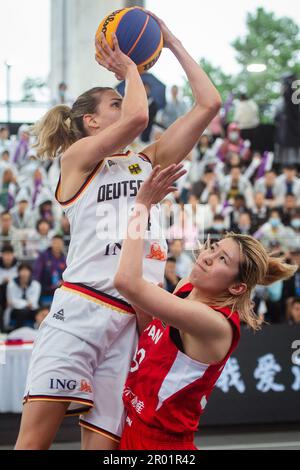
[15,13,221,450]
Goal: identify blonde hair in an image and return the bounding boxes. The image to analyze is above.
[32,87,113,160]
[210,233,298,331]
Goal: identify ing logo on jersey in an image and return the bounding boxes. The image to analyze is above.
[107,160,117,167]
[146,243,167,261]
[128,164,142,175]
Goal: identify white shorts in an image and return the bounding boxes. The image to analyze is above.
[24,283,138,440]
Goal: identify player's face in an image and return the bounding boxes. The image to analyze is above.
[95,90,123,131]
[190,238,241,296]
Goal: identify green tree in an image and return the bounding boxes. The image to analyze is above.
[184,7,300,122]
[233,7,300,110]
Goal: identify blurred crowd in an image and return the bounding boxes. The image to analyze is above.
[0,75,300,337]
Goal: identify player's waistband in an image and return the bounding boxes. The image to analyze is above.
[126,413,195,443]
[61,282,135,315]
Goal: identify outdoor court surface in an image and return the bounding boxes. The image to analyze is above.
[1,416,299,450]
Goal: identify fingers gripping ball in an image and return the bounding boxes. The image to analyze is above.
[95,7,163,73]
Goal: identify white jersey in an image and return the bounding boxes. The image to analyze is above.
[55,150,167,301]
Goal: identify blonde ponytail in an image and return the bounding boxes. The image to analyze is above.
[32,105,75,160]
[260,257,297,286]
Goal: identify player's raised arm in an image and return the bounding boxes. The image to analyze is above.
[142,12,222,168]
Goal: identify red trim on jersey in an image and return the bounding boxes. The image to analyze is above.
[55,150,131,206]
[55,161,102,206]
[62,282,135,314]
[138,152,152,165]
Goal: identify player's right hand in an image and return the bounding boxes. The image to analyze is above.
[95,33,137,81]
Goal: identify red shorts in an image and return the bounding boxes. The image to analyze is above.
[119,415,197,450]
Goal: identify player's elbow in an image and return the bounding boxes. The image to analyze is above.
[206,95,222,114]
[114,274,135,298]
[124,111,149,134]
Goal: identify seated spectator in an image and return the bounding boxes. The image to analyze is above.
[251,192,269,232]
[275,164,300,204]
[0,125,11,154]
[0,168,18,211]
[0,211,23,258]
[220,166,253,206]
[286,297,300,325]
[254,169,280,209]
[198,192,228,231]
[10,124,30,168]
[283,250,300,300]
[7,306,49,341]
[254,209,294,251]
[225,193,249,229]
[168,239,193,279]
[33,235,66,306]
[0,245,18,331]
[231,211,254,235]
[287,211,300,252]
[206,214,227,241]
[10,193,33,230]
[160,85,187,129]
[4,263,41,331]
[217,122,251,163]
[167,207,198,251]
[279,194,299,226]
[25,219,54,259]
[164,257,181,293]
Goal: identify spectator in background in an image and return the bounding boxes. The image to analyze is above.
[255,209,294,252]
[0,168,18,211]
[7,306,49,341]
[33,235,66,306]
[164,256,181,293]
[168,239,193,279]
[251,192,269,232]
[167,207,198,251]
[217,123,251,163]
[206,214,227,241]
[58,82,68,104]
[284,250,300,301]
[11,124,30,168]
[0,211,23,258]
[220,166,253,206]
[280,194,299,226]
[254,169,280,208]
[288,210,300,252]
[0,126,11,154]
[231,211,254,236]
[233,93,260,147]
[140,83,158,143]
[286,297,300,325]
[198,192,228,231]
[160,85,187,128]
[225,193,249,228]
[0,245,18,331]
[275,164,300,203]
[4,263,41,331]
[10,194,32,230]
[25,219,54,259]
[274,72,300,171]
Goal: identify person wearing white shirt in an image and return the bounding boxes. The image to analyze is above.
[4,263,41,331]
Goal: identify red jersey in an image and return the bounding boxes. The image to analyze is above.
[123,283,240,436]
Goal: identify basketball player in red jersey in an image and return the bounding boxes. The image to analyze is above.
[115,164,297,450]
[16,11,221,450]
